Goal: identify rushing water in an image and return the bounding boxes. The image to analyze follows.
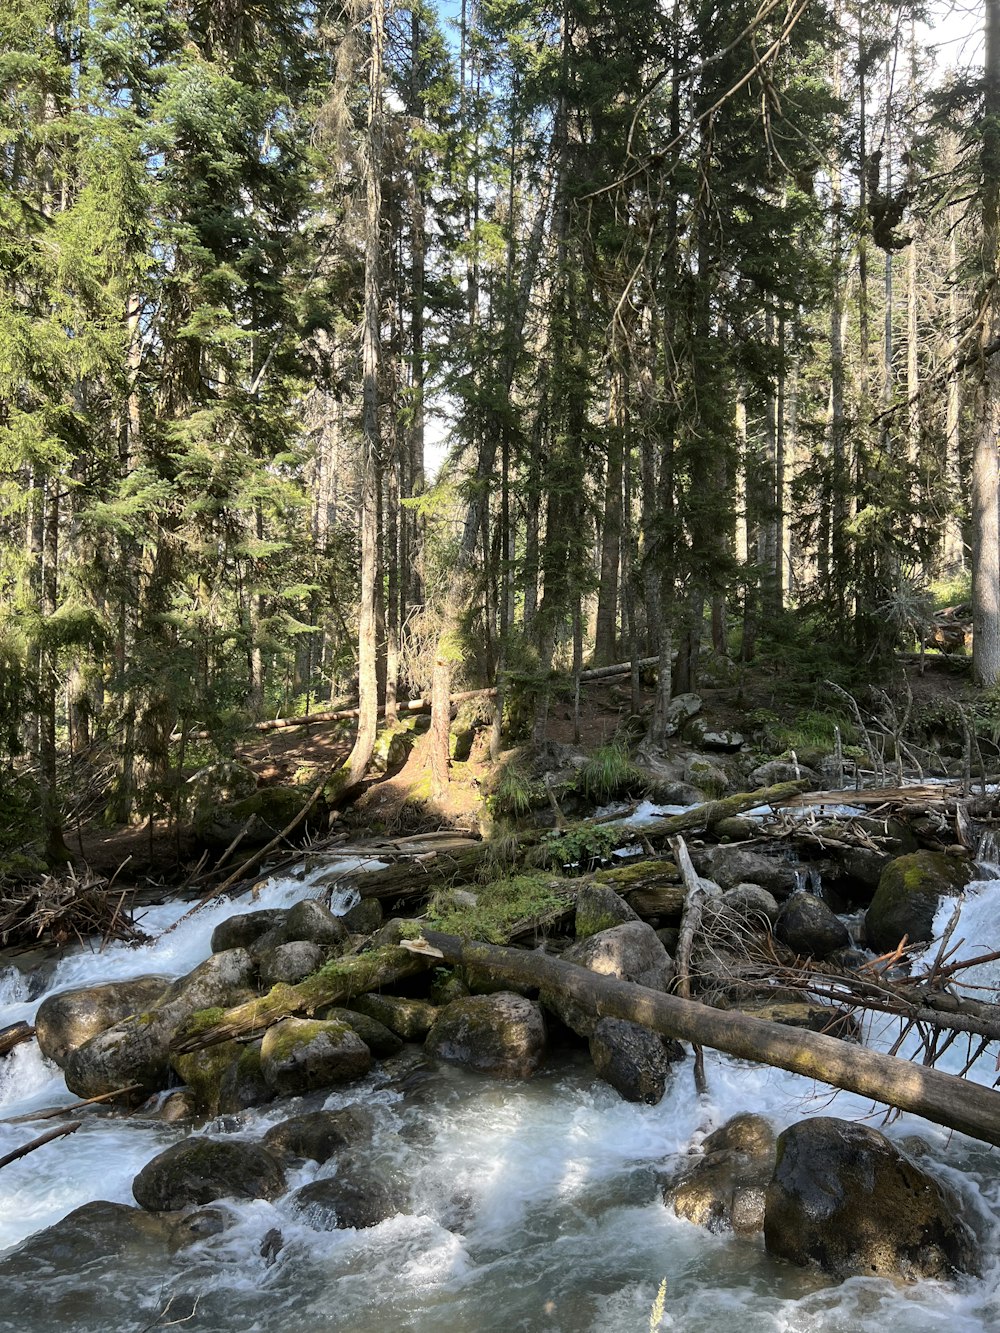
[2,863,1000,1332]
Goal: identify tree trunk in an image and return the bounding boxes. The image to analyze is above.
[975,0,1000,688]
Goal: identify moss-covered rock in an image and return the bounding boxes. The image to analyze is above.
[348,993,438,1040]
[341,897,383,936]
[426,992,547,1078]
[575,884,639,940]
[194,786,319,851]
[865,850,975,953]
[170,1038,274,1117]
[317,1005,404,1056]
[132,1138,287,1212]
[259,1017,371,1095]
[764,1117,981,1279]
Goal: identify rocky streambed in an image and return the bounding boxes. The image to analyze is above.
[2,821,1000,1332]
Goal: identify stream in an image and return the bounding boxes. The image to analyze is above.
[2,852,1000,1332]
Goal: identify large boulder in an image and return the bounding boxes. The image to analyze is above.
[588,1017,683,1104]
[64,948,256,1099]
[575,884,639,939]
[211,909,287,954]
[865,851,975,953]
[317,1006,403,1056]
[426,992,547,1078]
[171,1038,274,1117]
[666,1113,776,1235]
[258,940,324,988]
[692,845,801,898]
[764,1117,981,1280]
[259,1017,371,1096]
[263,1107,376,1165]
[35,976,169,1069]
[348,993,438,1040]
[284,898,349,950]
[132,1137,287,1211]
[774,893,849,958]
[287,1158,400,1230]
[543,921,674,1038]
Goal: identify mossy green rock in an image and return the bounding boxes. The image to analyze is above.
[260,1017,371,1095]
[132,1138,287,1212]
[317,1006,403,1056]
[575,884,639,940]
[348,993,438,1040]
[865,850,974,953]
[426,992,546,1078]
[171,1040,273,1117]
[764,1117,980,1280]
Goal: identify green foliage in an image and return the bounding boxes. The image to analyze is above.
[577,740,646,803]
[428,874,571,943]
[486,762,545,818]
[929,571,972,611]
[528,822,619,873]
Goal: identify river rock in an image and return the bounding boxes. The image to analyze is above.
[721,883,780,924]
[0,1200,172,1282]
[426,992,547,1078]
[666,1113,776,1235]
[774,893,849,958]
[258,940,325,988]
[692,845,800,898]
[348,993,438,1040]
[684,756,729,794]
[763,1117,981,1280]
[287,1158,400,1230]
[684,719,745,752]
[132,1137,287,1211]
[260,1017,371,1095]
[65,948,256,1099]
[544,921,674,1038]
[341,897,383,935]
[664,693,702,733]
[171,1038,274,1117]
[211,909,288,954]
[317,1006,404,1056]
[285,898,349,949]
[575,884,639,939]
[263,1106,376,1165]
[750,760,817,788]
[588,1017,683,1104]
[167,1204,236,1252]
[865,851,975,953]
[35,975,169,1069]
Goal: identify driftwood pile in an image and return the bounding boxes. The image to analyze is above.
[0,867,148,950]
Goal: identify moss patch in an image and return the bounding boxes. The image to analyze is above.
[427,873,572,943]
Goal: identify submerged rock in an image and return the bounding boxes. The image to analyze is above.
[763,1117,981,1280]
[132,1138,287,1211]
[287,1158,400,1230]
[865,851,975,953]
[35,976,169,1069]
[0,1200,172,1277]
[263,1106,376,1165]
[588,1017,683,1104]
[426,992,546,1078]
[259,1017,371,1095]
[666,1113,776,1235]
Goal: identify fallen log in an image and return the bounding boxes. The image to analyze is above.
[637,780,810,842]
[171,657,661,742]
[169,946,435,1054]
[0,1022,34,1057]
[417,930,1000,1150]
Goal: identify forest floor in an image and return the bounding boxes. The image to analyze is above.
[64,650,979,885]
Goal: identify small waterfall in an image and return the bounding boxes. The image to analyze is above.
[792,868,807,894]
[789,749,801,780]
[807,867,824,899]
[974,828,1000,879]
